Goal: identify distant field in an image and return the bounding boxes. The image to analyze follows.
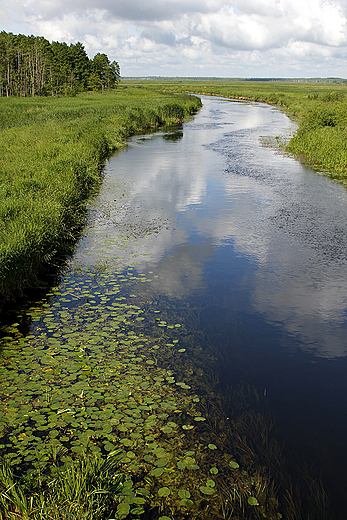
[123,78,347,183]
[0,88,202,300]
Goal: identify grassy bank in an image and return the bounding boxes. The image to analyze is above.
[0,88,202,301]
[123,79,347,184]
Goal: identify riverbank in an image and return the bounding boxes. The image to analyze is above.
[0,88,202,302]
[123,79,347,184]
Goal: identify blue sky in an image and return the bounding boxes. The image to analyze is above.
[1,0,347,78]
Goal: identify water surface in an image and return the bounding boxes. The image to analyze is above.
[90,96,347,508]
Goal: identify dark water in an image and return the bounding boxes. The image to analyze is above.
[2,96,347,516]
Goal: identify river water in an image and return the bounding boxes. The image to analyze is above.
[2,95,347,517]
[77,95,347,511]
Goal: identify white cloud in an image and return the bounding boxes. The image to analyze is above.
[1,0,347,76]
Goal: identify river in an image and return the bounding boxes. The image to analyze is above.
[1,95,347,518]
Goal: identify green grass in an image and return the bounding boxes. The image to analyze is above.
[0,451,132,520]
[0,88,202,301]
[123,78,347,182]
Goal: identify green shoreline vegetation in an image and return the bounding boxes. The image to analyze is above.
[0,88,202,302]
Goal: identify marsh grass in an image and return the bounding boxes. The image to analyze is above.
[0,89,201,301]
[0,451,125,520]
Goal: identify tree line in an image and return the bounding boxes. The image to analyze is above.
[0,31,120,97]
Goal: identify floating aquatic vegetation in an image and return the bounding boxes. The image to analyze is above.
[0,234,322,518]
[0,267,252,519]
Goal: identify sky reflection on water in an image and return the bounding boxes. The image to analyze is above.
[74,96,347,360]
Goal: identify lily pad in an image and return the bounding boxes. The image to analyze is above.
[151,467,164,477]
[158,487,171,497]
[117,502,130,517]
[154,457,168,468]
[178,489,191,499]
[120,439,133,447]
[199,486,215,495]
[180,499,194,507]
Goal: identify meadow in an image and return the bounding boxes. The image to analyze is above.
[0,88,202,301]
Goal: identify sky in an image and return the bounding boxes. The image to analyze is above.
[1,0,347,78]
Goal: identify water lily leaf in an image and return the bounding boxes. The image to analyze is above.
[180,499,194,507]
[208,443,217,450]
[117,502,130,517]
[71,446,84,455]
[158,487,171,497]
[186,463,199,470]
[178,489,191,499]
[199,486,215,495]
[161,426,173,434]
[126,451,136,459]
[155,457,168,467]
[210,467,218,475]
[104,441,115,452]
[151,467,164,477]
[248,497,259,506]
[120,439,133,447]
[206,479,215,488]
[229,460,239,469]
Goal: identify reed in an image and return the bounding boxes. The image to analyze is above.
[0,451,125,520]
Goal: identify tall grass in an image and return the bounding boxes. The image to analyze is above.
[0,88,202,301]
[0,452,126,520]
